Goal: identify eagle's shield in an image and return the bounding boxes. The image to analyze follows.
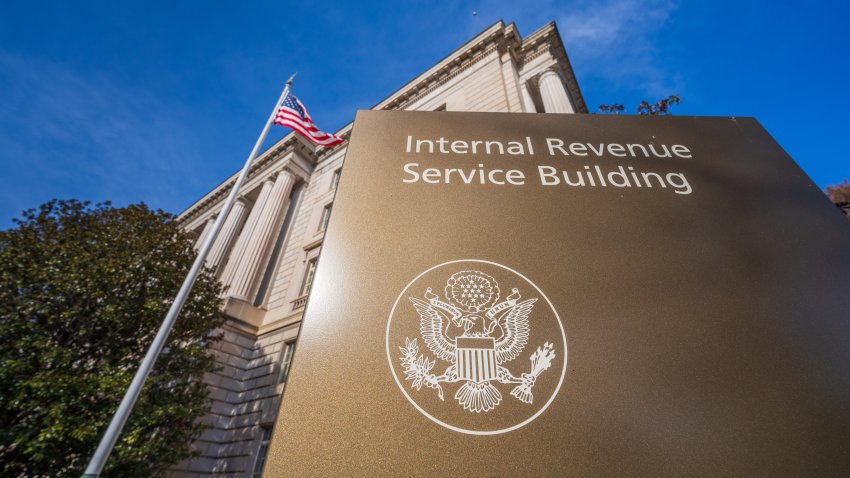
[455,336,497,382]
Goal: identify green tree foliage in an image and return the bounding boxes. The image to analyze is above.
[0,200,225,477]
[636,95,681,115]
[597,95,682,115]
[596,103,625,114]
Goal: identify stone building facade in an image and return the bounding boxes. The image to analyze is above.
[170,20,586,477]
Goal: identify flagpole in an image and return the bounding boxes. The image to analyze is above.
[82,73,297,478]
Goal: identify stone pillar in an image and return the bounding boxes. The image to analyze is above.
[206,198,250,270]
[194,217,215,251]
[499,51,523,112]
[219,179,274,289]
[538,69,574,114]
[520,82,536,113]
[220,171,296,302]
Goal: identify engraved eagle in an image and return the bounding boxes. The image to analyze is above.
[402,271,543,413]
[409,296,536,365]
[396,269,558,415]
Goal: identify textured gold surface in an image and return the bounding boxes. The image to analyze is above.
[265,111,850,476]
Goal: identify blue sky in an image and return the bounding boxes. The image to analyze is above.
[1,1,848,226]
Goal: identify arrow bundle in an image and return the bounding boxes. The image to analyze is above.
[510,342,556,404]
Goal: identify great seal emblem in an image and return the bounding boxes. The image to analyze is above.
[386,259,568,435]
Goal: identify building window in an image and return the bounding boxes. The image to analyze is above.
[251,426,273,478]
[319,203,332,232]
[299,258,317,297]
[330,168,342,190]
[279,341,296,383]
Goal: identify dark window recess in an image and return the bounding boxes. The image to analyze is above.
[251,426,273,478]
[300,258,317,297]
[279,341,296,383]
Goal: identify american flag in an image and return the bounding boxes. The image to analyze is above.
[274,92,344,147]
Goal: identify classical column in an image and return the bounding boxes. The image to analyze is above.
[221,171,296,302]
[538,69,574,114]
[219,179,274,288]
[205,198,250,271]
[520,82,536,113]
[193,217,215,251]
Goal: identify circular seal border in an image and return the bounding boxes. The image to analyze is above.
[385,259,568,435]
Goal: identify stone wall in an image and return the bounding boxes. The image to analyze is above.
[168,323,298,477]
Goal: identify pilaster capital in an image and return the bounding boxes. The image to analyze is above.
[270,167,304,186]
[274,169,297,182]
[538,67,562,84]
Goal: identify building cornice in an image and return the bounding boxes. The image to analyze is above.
[373,21,509,111]
[313,21,585,160]
[178,133,316,223]
[311,22,515,162]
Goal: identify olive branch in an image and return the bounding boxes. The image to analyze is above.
[399,337,444,400]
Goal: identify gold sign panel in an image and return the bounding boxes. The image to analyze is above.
[265,111,850,476]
